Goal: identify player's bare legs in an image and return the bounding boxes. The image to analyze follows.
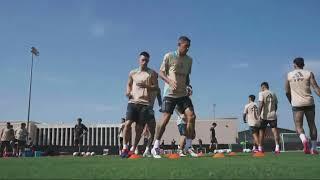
[305,109,318,154]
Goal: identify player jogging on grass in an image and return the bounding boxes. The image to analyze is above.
[131,86,161,157]
[243,95,261,153]
[121,51,159,158]
[285,57,320,155]
[151,36,197,158]
[258,82,280,153]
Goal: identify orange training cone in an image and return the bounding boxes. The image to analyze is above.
[228,152,237,156]
[252,152,265,157]
[213,153,225,158]
[129,154,141,159]
[168,153,180,159]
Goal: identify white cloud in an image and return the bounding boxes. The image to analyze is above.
[231,63,249,69]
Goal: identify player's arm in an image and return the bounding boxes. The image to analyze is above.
[274,93,278,111]
[285,79,292,104]
[310,72,320,96]
[258,93,264,119]
[159,54,177,90]
[83,124,88,134]
[243,107,248,123]
[126,72,133,99]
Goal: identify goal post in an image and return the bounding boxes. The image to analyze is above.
[280,133,301,152]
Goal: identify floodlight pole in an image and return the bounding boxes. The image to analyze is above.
[26,47,39,143]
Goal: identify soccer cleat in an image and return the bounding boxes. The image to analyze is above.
[134,149,139,155]
[311,149,319,155]
[178,149,187,157]
[303,141,311,154]
[253,149,259,153]
[274,150,280,154]
[151,148,161,159]
[187,148,198,157]
[120,149,129,158]
[143,150,152,158]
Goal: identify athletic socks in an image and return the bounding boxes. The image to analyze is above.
[275,144,280,152]
[123,144,128,150]
[185,139,192,149]
[299,134,307,143]
[252,146,256,150]
[258,146,263,152]
[311,140,317,150]
[144,147,150,153]
[153,140,160,149]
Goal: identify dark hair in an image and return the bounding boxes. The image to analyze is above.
[249,95,255,101]
[178,36,191,44]
[121,118,125,123]
[77,118,82,122]
[261,82,269,89]
[140,51,150,58]
[6,122,10,125]
[212,122,217,126]
[21,123,26,126]
[293,57,305,68]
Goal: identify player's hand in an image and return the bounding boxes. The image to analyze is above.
[136,82,148,88]
[169,79,177,90]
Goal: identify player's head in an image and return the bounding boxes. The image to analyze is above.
[21,123,26,128]
[178,36,191,55]
[139,51,150,69]
[249,95,255,102]
[77,118,82,124]
[121,118,125,123]
[212,122,217,127]
[293,57,305,69]
[6,122,10,128]
[260,82,269,91]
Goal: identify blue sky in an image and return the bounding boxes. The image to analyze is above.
[1,0,320,132]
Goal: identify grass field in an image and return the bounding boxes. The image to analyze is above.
[0,152,319,179]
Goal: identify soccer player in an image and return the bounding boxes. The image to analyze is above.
[151,36,197,158]
[121,51,159,158]
[15,123,28,157]
[285,57,320,154]
[132,87,161,156]
[243,95,261,153]
[258,82,280,153]
[118,118,125,155]
[0,122,14,157]
[74,118,88,153]
[209,123,218,151]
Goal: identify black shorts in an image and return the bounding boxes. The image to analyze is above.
[249,126,260,134]
[161,96,194,114]
[17,140,26,147]
[126,103,150,125]
[211,137,218,144]
[261,119,277,129]
[0,141,10,149]
[74,138,83,146]
[292,105,315,112]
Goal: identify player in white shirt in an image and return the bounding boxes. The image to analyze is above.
[243,95,261,153]
[258,82,280,153]
[285,57,320,155]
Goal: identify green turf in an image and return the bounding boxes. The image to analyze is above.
[0,152,319,179]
